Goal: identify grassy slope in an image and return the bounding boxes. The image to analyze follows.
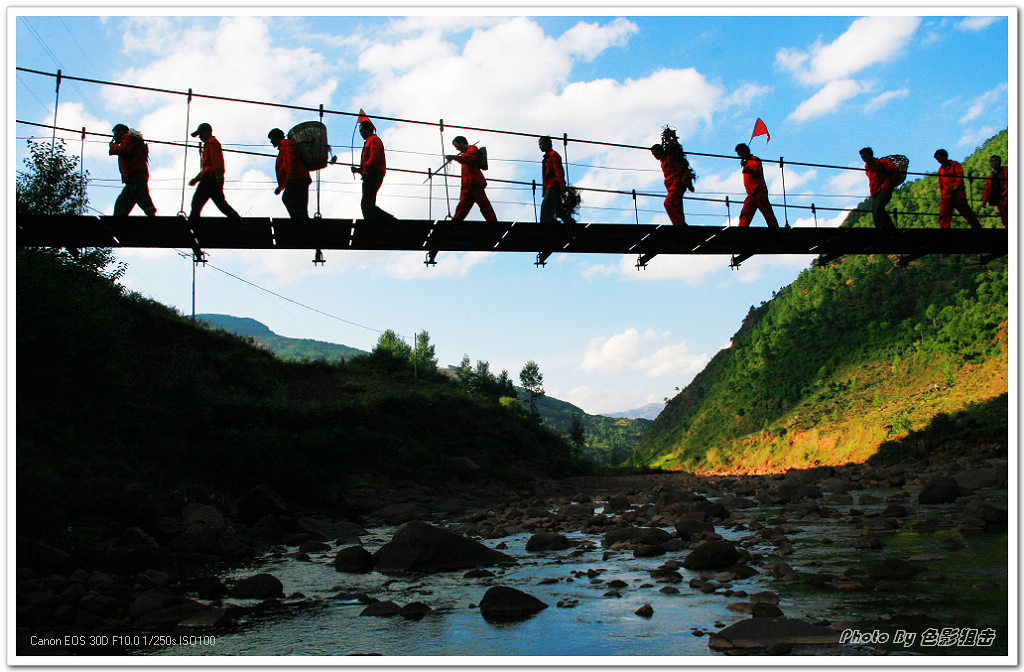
[633,131,1009,473]
[17,249,575,535]
[196,313,368,362]
[522,391,652,465]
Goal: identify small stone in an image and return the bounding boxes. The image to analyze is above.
[635,603,654,618]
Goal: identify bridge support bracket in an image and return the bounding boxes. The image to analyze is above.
[535,251,551,267]
[815,253,842,267]
[424,250,438,267]
[636,253,655,270]
[312,248,326,266]
[192,249,207,266]
[730,253,753,269]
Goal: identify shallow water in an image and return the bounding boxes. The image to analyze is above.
[152,491,1008,658]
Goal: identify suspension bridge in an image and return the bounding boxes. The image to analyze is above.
[16,214,1009,269]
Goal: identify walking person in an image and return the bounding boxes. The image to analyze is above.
[109,123,156,217]
[447,136,497,223]
[538,136,574,226]
[268,128,310,220]
[934,149,982,230]
[983,155,1008,228]
[351,117,397,223]
[734,143,779,228]
[650,144,690,226]
[859,147,899,232]
[187,122,241,222]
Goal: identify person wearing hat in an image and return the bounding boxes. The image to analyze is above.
[351,117,396,224]
[187,122,240,222]
[109,123,156,217]
[268,128,310,220]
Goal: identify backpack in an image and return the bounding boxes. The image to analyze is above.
[882,154,909,187]
[287,121,332,171]
[127,128,149,162]
[478,146,488,171]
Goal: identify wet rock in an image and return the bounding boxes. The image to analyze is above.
[300,540,332,554]
[188,575,226,600]
[179,607,229,628]
[708,617,841,650]
[236,484,288,525]
[918,477,959,505]
[660,586,680,595]
[674,518,715,541]
[634,544,666,558]
[400,602,432,619]
[557,598,579,608]
[334,546,375,573]
[360,600,401,617]
[880,504,909,518]
[752,603,784,618]
[464,569,496,579]
[765,642,793,655]
[954,468,1004,493]
[962,501,1008,530]
[525,532,572,551]
[135,600,206,628]
[750,591,780,605]
[228,573,284,600]
[607,495,631,511]
[683,540,741,570]
[777,483,823,503]
[635,603,654,618]
[369,502,432,525]
[373,521,515,575]
[478,586,548,621]
[867,557,919,581]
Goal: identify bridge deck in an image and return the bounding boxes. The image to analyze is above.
[17,215,1008,266]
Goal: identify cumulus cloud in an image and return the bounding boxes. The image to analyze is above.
[579,328,708,379]
[566,385,668,416]
[865,88,909,113]
[776,16,921,86]
[957,17,999,31]
[961,82,1008,124]
[788,79,863,123]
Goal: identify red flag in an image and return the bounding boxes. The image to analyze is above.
[357,109,374,130]
[751,118,770,142]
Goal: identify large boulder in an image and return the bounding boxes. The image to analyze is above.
[334,546,375,573]
[682,540,742,570]
[228,573,284,599]
[373,521,515,575]
[525,532,572,552]
[918,477,960,505]
[478,586,548,621]
[708,617,841,650]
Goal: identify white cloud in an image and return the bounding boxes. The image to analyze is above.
[865,88,909,113]
[566,385,668,416]
[788,79,863,123]
[557,18,639,61]
[776,16,921,86]
[723,82,774,110]
[579,328,708,379]
[957,125,999,149]
[961,83,1008,124]
[957,17,999,32]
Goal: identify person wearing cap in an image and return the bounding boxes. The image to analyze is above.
[187,122,240,222]
[109,123,156,217]
[859,147,899,232]
[351,118,396,224]
[934,148,982,230]
[538,136,574,226]
[268,128,310,220]
[734,143,779,228]
[446,136,497,223]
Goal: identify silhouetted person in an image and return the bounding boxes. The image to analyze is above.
[859,147,898,231]
[934,148,981,230]
[447,136,497,222]
[538,136,573,226]
[268,128,310,220]
[351,119,396,224]
[735,143,779,228]
[188,122,241,222]
[109,123,156,217]
[983,155,1008,228]
[650,144,689,226]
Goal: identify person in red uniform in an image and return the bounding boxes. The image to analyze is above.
[109,123,156,217]
[268,128,311,220]
[735,143,779,228]
[538,136,574,225]
[859,147,899,231]
[187,122,240,222]
[650,144,688,226]
[934,148,982,230]
[447,135,497,222]
[351,119,396,224]
[983,155,1008,228]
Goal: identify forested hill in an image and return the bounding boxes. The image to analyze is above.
[196,313,368,362]
[633,130,1008,473]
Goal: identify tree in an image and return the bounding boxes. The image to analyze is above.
[411,330,438,374]
[17,139,88,216]
[519,360,545,418]
[372,329,412,368]
[568,413,586,459]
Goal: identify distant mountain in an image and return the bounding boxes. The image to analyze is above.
[196,314,368,362]
[605,402,666,421]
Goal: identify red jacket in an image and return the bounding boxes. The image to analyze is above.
[199,136,226,179]
[357,134,386,178]
[275,138,310,187]
[661,155,686,192]
[984,166,1008,204]
[452,145,486,190]
[542,149,565,191]
[740,155,767,195]
[865,157,898,196]
[937,160,966,196]
[109,132,148,179]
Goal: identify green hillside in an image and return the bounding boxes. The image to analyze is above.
[633,131,1009,473]
[196,313,368,362]
[17,247,576,536]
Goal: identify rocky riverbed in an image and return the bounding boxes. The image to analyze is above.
[16,454,1009,658]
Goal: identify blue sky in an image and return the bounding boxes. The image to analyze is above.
[13,11,1013,414]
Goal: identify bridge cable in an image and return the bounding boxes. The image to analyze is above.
[50,69,61,156]
[780,157,790,227]
[179,90,193,218]
[439,119,452,218]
